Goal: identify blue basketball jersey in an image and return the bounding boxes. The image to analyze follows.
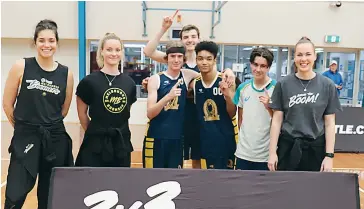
[146,72,188,140]
[183,63,199,72]
[194,72,237,158]
[183,63,199,121]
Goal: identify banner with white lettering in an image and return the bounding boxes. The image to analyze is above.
[335,107,364,152]
[48,168,359,209]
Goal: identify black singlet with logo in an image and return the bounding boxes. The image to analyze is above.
[76,71,137,139]
[13,57,68,125]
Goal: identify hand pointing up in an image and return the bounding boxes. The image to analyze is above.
[162,10,179,31]
[259,88,270,109]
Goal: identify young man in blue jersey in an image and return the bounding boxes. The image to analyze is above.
[143,14,236,169]
[143,41,199,169]
[143,15,203,169]
[232,47,275,170]
[189,41,238,169]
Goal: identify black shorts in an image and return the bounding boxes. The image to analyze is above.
[183,128,201,160]
[235,158,268,171]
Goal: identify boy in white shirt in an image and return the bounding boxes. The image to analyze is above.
[232,47,275,170]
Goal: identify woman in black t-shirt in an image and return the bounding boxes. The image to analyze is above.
[268,37,342,172]
[75,33,137,167]
[2,20,74,209]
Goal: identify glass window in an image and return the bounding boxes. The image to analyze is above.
[359,50,364,106]
[216,44,222,71]
[314,48,324,74]
[123,44,151,98]
[268,47,288,80]
[279,48,289,76]
[237,45,253,82]
[90,41,101,73]
[224,45,237,70]
[325,52,356,106]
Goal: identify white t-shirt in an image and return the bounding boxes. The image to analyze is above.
[232,78,276,162]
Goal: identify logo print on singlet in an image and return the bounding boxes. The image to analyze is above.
[103,88,127,113]
[203,99,220,121]
[164,79,183,111]
[164,97,179,111]
[26,78,61,95]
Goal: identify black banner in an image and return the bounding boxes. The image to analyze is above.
[335,107,364,153]
[48,168,360,209]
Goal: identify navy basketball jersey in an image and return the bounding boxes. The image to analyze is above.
[194,72,237,158]
[146,72,188,140]
[183,63,199,72]
[183,64,199,134]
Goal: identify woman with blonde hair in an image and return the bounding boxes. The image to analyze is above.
[75,33,137,167]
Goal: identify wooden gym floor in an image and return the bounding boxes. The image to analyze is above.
[1,152,363,209]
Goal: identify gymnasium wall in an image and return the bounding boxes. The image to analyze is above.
[2,1,364,153]
[2,1,364,48]
[1,1,78,39]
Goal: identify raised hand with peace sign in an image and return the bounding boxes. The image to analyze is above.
[219,79,235,99]
[218,79,237,119]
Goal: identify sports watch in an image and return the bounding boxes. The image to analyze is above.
[325,153,334,158]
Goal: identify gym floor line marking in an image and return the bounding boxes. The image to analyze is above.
[1,181,7,188]
[333,168,364,170]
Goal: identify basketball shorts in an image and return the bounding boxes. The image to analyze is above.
[200,154,236,170]
[183,129,201,160]
[143,137,183,169]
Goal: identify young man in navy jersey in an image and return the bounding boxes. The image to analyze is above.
[143,41,199,168]
[189,41,238,169]
[143,15,202,168]
[143,14,236,168]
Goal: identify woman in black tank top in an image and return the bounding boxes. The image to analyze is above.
[2,20,74,209]
[75,33,137,167]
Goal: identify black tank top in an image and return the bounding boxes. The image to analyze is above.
[13,57,68,125]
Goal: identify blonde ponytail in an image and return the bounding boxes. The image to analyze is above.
[96,32,124,68]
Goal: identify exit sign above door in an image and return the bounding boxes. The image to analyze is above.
[325,35,341,43]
